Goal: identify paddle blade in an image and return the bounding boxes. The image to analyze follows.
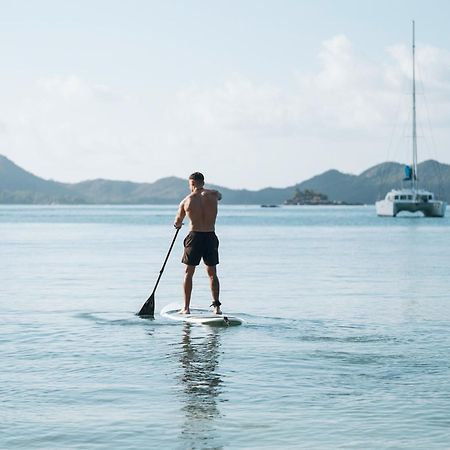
[137,293,155,317]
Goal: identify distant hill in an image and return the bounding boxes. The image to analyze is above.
[1,154,449,204]
[0,155,85,204]
[296,160,450,204]
[69,177,189,204]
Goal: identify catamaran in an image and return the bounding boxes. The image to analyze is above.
[376,22,446,218]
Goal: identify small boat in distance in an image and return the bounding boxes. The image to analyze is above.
[376,21,446,218]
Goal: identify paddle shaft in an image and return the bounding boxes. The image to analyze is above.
[137,227,180,317]
[151,227,180,297]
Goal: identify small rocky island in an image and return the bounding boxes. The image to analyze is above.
[285,188,348,205]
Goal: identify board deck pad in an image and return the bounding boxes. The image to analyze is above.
[160,304,244,326]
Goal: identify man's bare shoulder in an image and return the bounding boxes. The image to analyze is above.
[202,189,222,200]
[179,192,198,210]
[181,192,195,203]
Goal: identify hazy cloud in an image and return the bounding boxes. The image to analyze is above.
[172,35,450,137]
[37,76,128,103]
[1,36,450,188]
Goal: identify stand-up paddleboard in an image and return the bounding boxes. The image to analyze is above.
[161,304,244,327]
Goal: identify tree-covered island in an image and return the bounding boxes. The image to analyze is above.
[285,188,351,205]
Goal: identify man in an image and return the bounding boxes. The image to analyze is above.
[174,172,222,315]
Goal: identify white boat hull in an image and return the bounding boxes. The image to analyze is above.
[376,199,446,217]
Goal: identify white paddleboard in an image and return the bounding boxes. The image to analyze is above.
[160,304,244,327]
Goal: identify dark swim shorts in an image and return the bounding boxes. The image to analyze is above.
[182,231,219,266]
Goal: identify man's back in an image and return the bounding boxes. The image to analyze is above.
[184,189,219,232]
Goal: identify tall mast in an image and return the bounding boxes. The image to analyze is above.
[412,20,418,190]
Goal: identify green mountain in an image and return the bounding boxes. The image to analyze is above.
[0,155,85,203]
[296,160,450,204]
[68,177,189,204]
[1,154,449,205]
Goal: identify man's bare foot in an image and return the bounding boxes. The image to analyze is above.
[213,306,222,315]
[179,308,190,315]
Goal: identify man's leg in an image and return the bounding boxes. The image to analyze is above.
[206,265,221,314]
[181,265,196,314]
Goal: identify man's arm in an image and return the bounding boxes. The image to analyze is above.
[174,200,186,228]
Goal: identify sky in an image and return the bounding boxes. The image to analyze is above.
[1,0,450,189]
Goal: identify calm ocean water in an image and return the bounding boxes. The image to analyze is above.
[1,205,450,449]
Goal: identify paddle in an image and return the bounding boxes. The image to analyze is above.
[137,227,181,318]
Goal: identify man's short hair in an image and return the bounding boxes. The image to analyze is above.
[189,172,204,183]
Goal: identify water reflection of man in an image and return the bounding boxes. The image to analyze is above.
[178,324,223,449]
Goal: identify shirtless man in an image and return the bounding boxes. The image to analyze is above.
[174,172,222,315]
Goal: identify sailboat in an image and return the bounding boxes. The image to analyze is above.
[376,21,446,218]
